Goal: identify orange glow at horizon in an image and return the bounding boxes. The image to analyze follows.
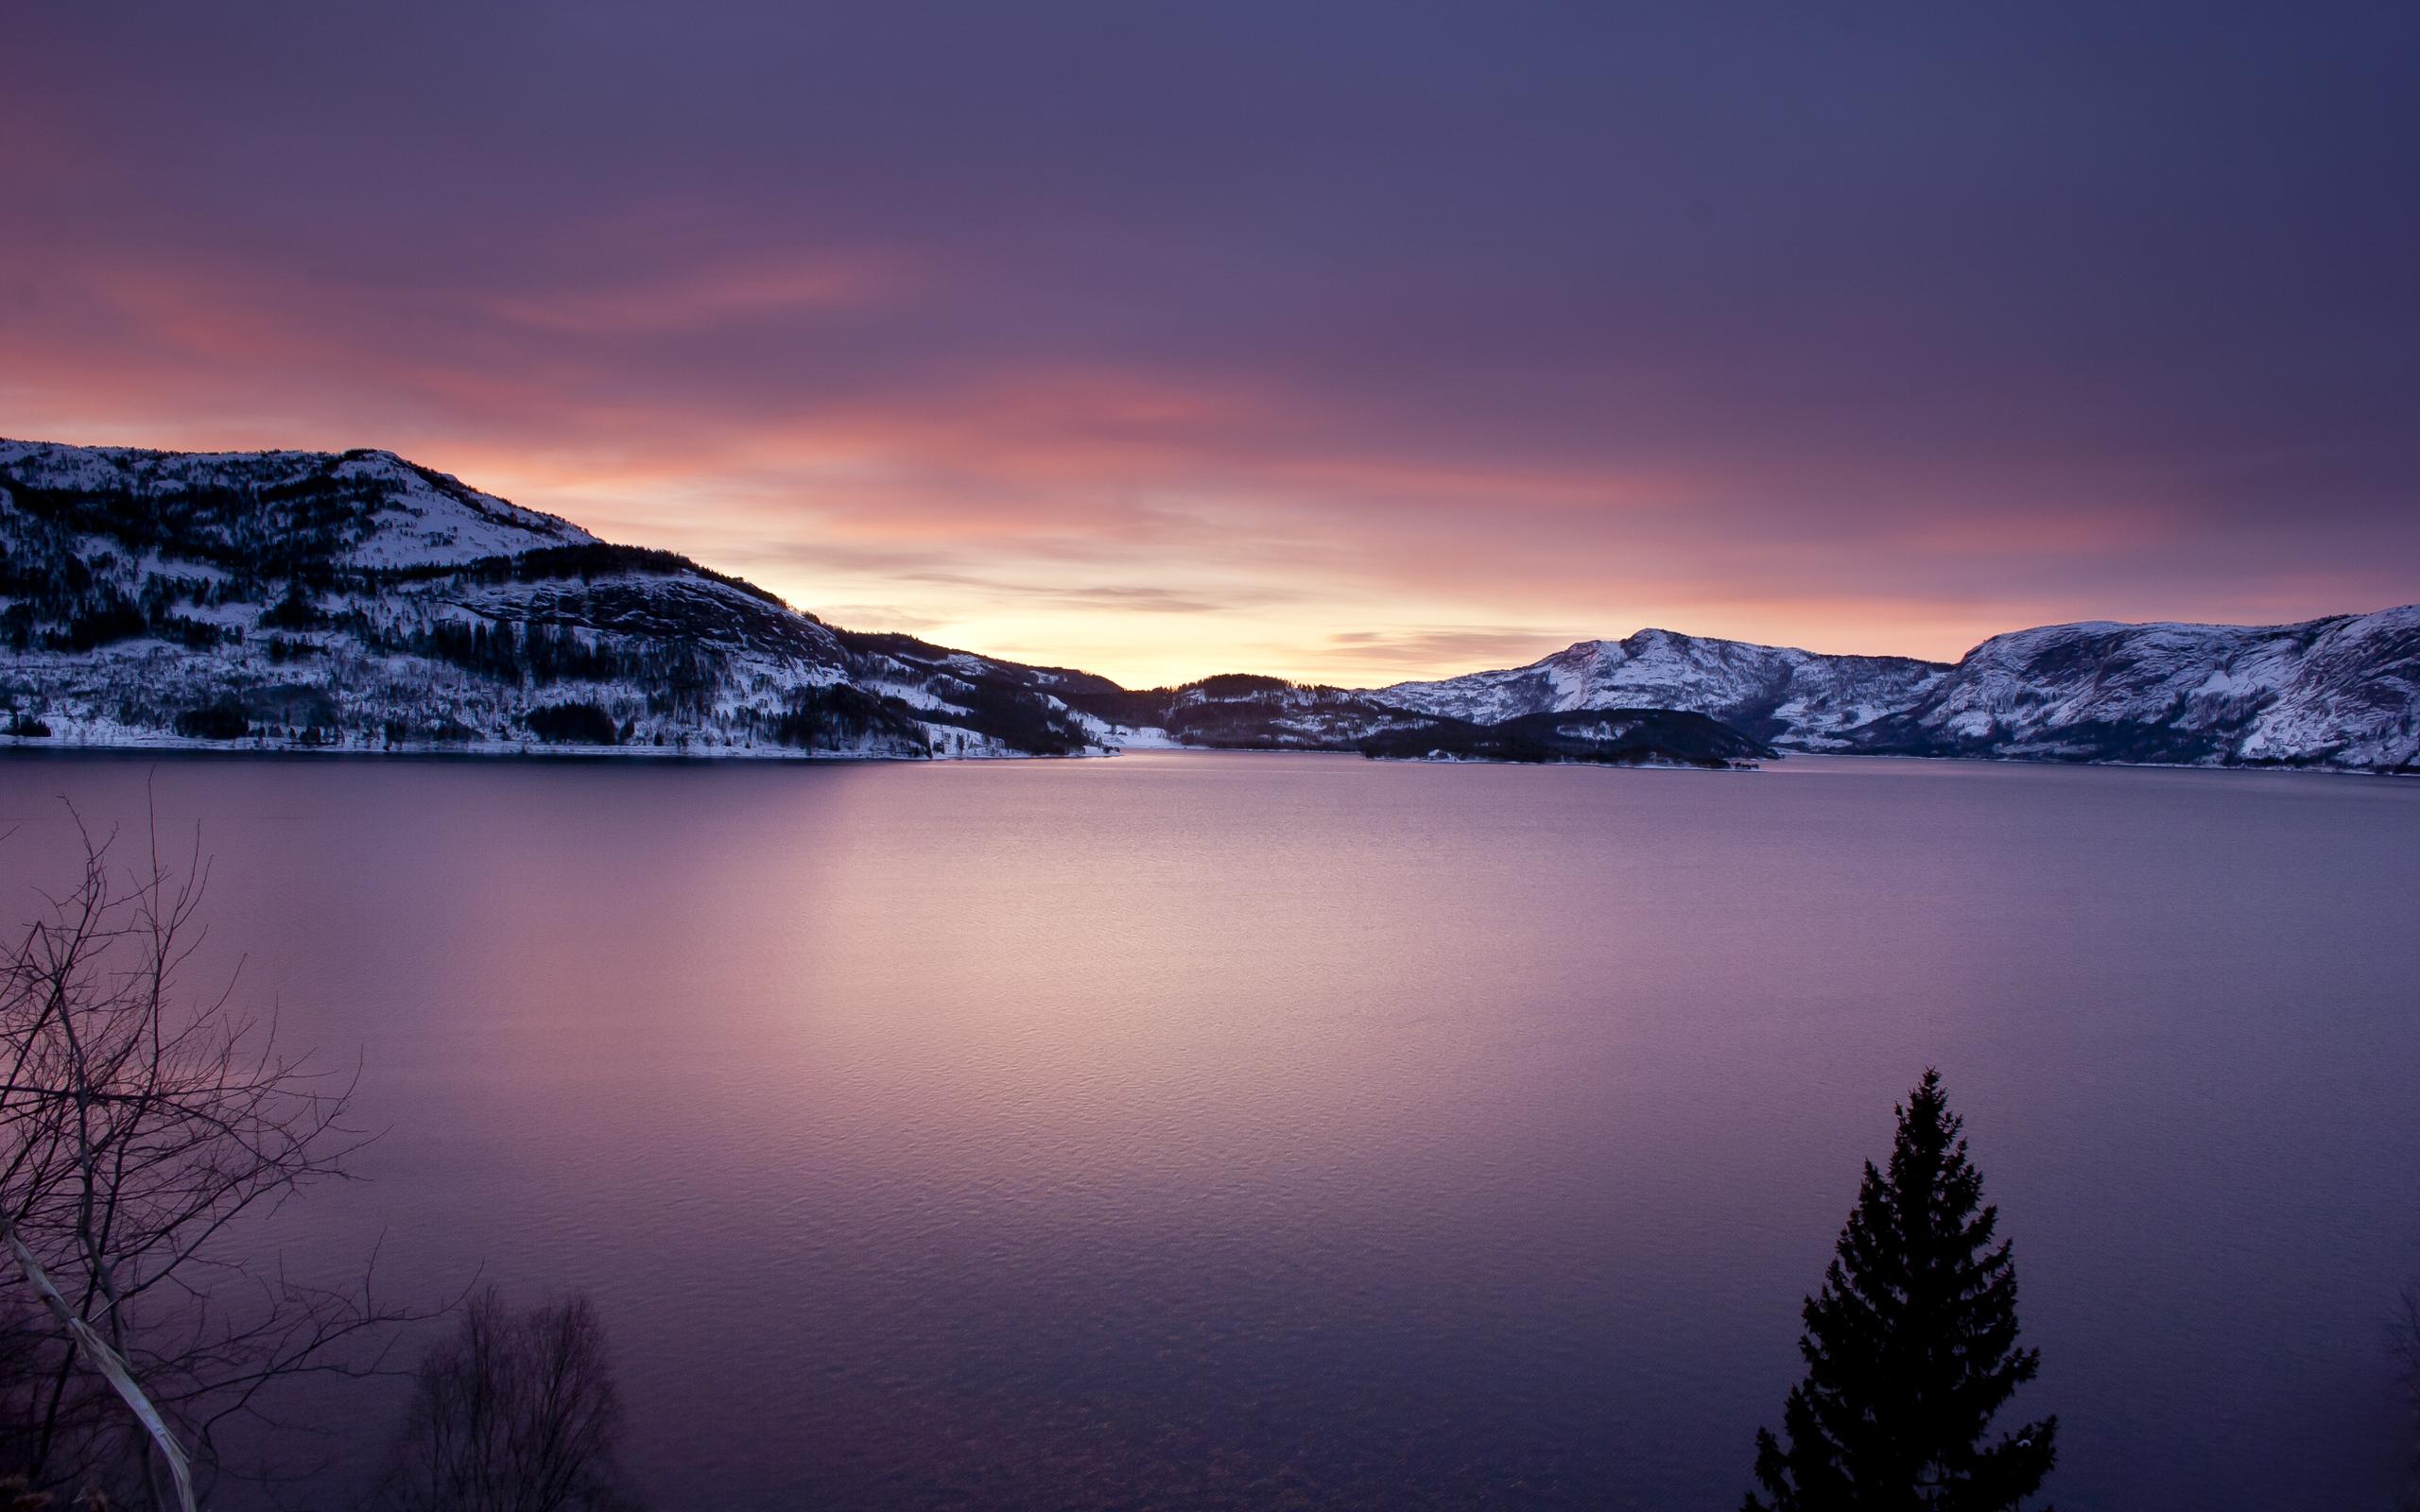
[5,4,2414,692]
[0,243,2402,691]
[0,383,2399,691]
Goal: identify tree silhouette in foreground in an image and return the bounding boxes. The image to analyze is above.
[3,811,423,1509]
[1745,1069,2055,1511]
[379,1288,645,1512]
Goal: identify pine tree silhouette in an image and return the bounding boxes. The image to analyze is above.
[1744,1069,2056,1511]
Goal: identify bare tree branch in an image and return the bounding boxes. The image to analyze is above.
[0,1212,196,1512]
[1,799,437,1507]
[379,1288,644,1512]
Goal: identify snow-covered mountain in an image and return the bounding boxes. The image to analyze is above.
[6,438,2412,771]
[1857,610,2420,769]
[1377,628,1946,744]
[0,438,1776,766]
[0,438,602,569]
[1374,614,2420,771]
[0,440,1099,758]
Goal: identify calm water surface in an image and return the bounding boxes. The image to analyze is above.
[3,751,2416,1509]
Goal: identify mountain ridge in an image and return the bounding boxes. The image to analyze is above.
[1378,610,2420,771]
[4,439,2414,772]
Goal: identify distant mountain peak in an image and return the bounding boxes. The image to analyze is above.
[5,438,2414,771]
[0,439,1093,759]
[1377,606,2418,770]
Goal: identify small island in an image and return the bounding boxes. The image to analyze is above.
[1357,707,1772,767]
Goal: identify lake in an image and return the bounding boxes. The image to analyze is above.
[2,750,2415,1509]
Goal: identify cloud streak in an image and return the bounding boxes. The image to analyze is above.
[4,3,2415,685]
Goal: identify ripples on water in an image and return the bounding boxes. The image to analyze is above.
[2,751,2415,1509]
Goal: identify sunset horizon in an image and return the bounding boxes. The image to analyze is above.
[10,6,2415,690]
[6,8,2418,1512]
[11,421,2414,692]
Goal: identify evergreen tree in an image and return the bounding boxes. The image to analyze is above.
[1745,1069,2055,1511]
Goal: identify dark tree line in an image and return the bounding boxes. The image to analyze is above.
[0,539,250,656]
[761,682,923,752]
[379,543,789,610]
[525,703,625,747]
[374,620,624,688]
[357,619,729,718]
[0,465,416,587]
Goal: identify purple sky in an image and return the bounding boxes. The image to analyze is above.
[6,3,2416,684]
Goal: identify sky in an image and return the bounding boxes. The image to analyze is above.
[5,3,2416,687]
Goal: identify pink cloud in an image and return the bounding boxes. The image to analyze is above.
[4,216,2411,685]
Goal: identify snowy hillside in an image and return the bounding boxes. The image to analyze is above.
[1377,628,1946,744]
[0,440,1098,759]
[0,440,598,568]
[1861,610,2420,769]
[1374,615,2420,771]
[6,438,2411,771]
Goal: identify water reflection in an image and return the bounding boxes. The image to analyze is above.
[0,752,2413,1510]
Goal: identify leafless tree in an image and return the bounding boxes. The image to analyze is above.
[378,1289,643,1512]
[1,806,424,1508]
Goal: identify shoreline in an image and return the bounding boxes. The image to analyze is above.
[1,736,2409,781]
